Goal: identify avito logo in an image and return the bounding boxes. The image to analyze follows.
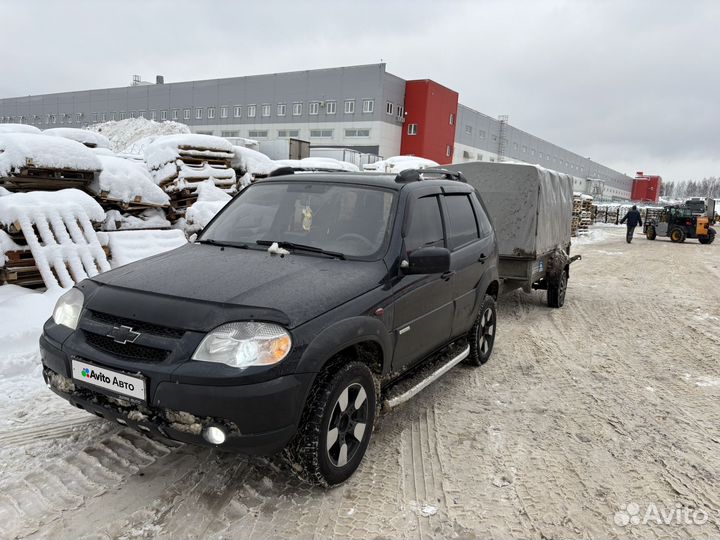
[81,368,111,384]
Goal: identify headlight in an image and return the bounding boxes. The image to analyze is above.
[192,322,292,369]
[52,288,84,330]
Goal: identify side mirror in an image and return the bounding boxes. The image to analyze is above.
[402,246,451,275]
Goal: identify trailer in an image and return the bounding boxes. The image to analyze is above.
[448,161,580,307]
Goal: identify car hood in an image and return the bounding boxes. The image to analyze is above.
[90,244,388,327]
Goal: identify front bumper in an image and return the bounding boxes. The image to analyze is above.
[40,333,314,455]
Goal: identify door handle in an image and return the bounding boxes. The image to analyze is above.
[478,253,487,262]
[441,270,455,281]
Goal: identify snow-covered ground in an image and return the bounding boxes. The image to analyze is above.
[1,225,719,539]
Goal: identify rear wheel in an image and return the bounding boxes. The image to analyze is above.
[465,295,497,366]
[670,228,686,243]
[699,232,715,245]
[547,270,568,308]
[646,225,656,240]
[287,362,376,486]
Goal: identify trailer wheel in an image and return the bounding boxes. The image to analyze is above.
[465,295,496,366]
[547,270,567,308]
[646,226,656,240]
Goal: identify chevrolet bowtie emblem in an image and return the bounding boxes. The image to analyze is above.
[107,325,141,345]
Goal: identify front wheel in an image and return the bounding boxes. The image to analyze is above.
[465,295,497,366]
[699,232,715,245]
[287,362,376,486]
[646,225,656,240]
[547,270,568,308]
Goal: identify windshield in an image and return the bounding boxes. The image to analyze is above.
[200,181,396,259]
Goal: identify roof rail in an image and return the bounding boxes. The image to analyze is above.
[395,168,467,183]
[268,166,353,177]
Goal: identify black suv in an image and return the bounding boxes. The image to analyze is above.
[40,169,499,486]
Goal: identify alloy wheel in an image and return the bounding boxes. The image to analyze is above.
[326,383,369,467]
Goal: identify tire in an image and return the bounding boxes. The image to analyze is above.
[699,232,715,245]
[287,361,376,487]
[670,228,686,243]
[646,226,656,240]
[465,295,497,366]
[547,269,568,308]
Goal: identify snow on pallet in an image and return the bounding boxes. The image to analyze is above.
[0,190,110,289]
[0,134,101,193]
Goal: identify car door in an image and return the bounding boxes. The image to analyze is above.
[391,191,454,372]
[441,189,494,337]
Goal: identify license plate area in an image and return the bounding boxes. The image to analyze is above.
[71,358,146,402]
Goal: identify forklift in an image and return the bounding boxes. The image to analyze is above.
[645,198,716,244]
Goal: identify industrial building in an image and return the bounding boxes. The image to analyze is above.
[0,63,635,199]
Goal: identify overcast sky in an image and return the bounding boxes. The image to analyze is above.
[3,0,718,182]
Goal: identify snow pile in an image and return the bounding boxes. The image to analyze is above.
[0,190,109,289]
[43,128,111,149]
[0,134,102,177]
[275,157,360,172]
[363,155,439,173]
[145,134,236,192]
[99,229,187,267]
[103,208,171,231]
[571,227,610,245]
[0,124,41,135]
[232,145,278,176]
[88,117,191,153]
[90,155,170,206]
[0,285,66,375]
[185,180,232,231]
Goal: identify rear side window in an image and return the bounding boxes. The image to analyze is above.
[471,192,493,237]
[405,196,444,253]
[444,194,479,249]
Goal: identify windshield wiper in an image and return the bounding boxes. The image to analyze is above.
[256,240,345,260]
[197,239,248,249]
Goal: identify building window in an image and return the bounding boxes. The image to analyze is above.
[292,102,302,116]
[522,145,527,152]
[449,113,455,125]
[386,101,393,115]
[208,107,216,119]
[76,113,83,122]
[278,129,300,137]
[171,109,178,120]
[247,105,256,118]
[479,130,486,139]
[234,105,242,118]
[407,123,418,135]
[51,114,57,124]
[196,131,213,135]
[183,109,190,120]
[310,129,333,138]
[513,142,518,150]
[309,101,320,115]
[140,111,147,119]
[345,128,370,137]
[326,101,336,114]
[530,149,535,156]
[120,112,126,120]
[160,110,167,121]
[362,99,374,113]
[220,106,228,118]
[195,108,203,120]
[248,129,268,138]
[446,145,452,157]
[277,103,286,116]
[221,130,239,137]
[261,104,271,117]
[91,112,98,123]
[465,125,472,135]
[344,99,355,114]
[150,110,156,120]
[396,105,404,119]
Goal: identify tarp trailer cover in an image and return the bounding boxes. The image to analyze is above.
[448,161,580,308]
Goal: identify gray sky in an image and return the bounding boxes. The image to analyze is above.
[3,0,718,182]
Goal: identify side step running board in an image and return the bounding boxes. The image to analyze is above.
[383,345,470,410]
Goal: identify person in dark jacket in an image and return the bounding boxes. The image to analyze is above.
[620,205,643,243]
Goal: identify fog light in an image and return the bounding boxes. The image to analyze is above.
[203,426,226,445]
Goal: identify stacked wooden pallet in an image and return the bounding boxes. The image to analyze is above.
[0,166,96,192]
[145,135,237,222]
[572,194,593,236]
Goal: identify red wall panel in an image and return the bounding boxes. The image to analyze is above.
[400,80,459,164]
[632,175,661,203]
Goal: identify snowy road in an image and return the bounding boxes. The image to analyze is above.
[2,225,720,539]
